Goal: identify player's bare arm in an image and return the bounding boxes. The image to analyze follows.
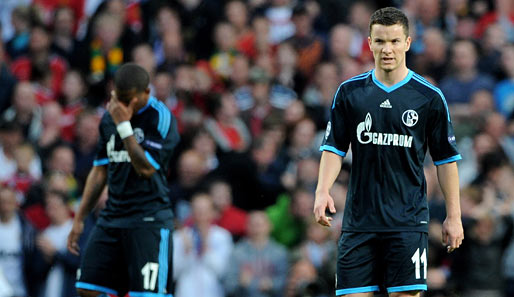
[107,91,156,178]
[67,165,107,255]
[314,151,342,227]
[436,161,464,252]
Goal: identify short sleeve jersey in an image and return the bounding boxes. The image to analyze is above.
[93,97,180,228]
[320,70,461,233]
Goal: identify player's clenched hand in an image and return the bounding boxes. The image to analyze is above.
[107,90,137,125]
[67,220,84,256]
[314,191,336,227]
[442,216,464,253]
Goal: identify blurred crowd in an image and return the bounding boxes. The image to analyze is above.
[0,0,512,296]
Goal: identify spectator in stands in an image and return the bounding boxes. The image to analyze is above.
[37,102,63,156]
[72,110,100,185]
[267,187,313,248]
[494,44,514,117]
[415,28,449,83]
[5,5,32,59]
[60,70,87,142]
[173,192,233,297]
[169,149,209,223]
[205,92,251,153]
[132,43,157,84]
[208,179,247,239]
[2,82,43,143]
[0,186,41,297]
[0,41,17,115]
[225,210,288,297]
[11,23,67,99]
[286,4,324,82]
[440,39,495,104]
[37,190,76,297]
[0,119,42,183]
[51,6,79,64]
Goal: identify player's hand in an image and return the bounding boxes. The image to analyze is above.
[314,191,336,227]
[67,219,84,256]
[107,90,137,125]
[442,216,464,253]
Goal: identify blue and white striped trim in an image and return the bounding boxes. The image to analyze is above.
[434,154,462,165]
[332,71,372,109]
[129,292,173,297]
[336,285,380,296]
[93,158,109,166]
[387,284,427,293]
[319,145,346,157]
[158,228,170,293]
[411,73,451,122]
[76,282,117,295]
[149,97,171,139]
[145,151,161,170]
[372,69,413,93]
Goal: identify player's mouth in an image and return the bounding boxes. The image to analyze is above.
[382,57,394,63]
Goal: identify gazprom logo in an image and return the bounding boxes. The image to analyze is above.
[357,112,413,148]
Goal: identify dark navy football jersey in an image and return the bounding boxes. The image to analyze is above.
[320,70,461,233]
[93,96,180,228]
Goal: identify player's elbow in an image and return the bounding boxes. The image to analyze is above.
[138,166,156,178]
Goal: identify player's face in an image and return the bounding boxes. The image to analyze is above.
[368,24,411,73]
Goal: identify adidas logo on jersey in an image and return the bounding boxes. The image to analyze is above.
[380,99,392,108]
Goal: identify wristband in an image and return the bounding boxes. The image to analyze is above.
[116,121,134,139]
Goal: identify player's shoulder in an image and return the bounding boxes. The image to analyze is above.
[99,110,113,126]
[408,71,446,102]
[146,96,172,139]
[340,70,373,89]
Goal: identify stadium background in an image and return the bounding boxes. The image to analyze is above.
[0,0,513,296]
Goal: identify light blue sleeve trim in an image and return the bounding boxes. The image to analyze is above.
[129,292,173,297]
[158,228,170,293]
[145,151,161,170]
[434,154,462,166]
[319,145,346,157]
[332,71,372,109]
[412,74,451,122]
[387,284,427,293]
[336,285,380,295]
[150,100,171,139]
[93,158,109,166]
[76,282,118,295]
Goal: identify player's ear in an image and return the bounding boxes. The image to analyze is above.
[368,36,372,48]
[405,36,412,52]
[145,88,150,95]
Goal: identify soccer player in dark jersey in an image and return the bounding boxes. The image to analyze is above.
[314,7,464,297]
[67,63,179,297]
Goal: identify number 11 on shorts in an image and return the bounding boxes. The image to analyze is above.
[411,248,427,279]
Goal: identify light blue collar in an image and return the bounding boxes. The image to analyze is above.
[137,96,156,115]
[372,69,413,93]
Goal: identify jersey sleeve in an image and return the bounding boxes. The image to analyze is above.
[142,108,180,171]
[319,85,351,157]
[93,115,109,167]
[427,93,462,165]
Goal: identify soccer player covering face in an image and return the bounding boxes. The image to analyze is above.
[314,7,464,297]
[67,63,179,297]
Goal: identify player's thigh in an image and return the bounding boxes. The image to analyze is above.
[336,232,381,296]
[76,225,128,296]
[382,232,428,295]
[123,226,173,295]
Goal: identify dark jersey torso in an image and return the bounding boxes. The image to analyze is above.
[93,97,180,228]
[321,70,461,233]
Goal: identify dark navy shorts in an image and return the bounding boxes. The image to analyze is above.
[76,225,173,297]
[336,231,428,296]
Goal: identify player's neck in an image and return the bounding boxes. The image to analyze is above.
[374,66,409,87]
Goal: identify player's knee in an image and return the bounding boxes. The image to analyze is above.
[389,291,420,297]
[77,288,108,297]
